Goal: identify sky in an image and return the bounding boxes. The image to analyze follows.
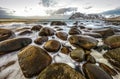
[0,0,120,17]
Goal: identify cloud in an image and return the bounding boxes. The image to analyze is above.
[84,6,93,9]
[0,7,14,18]
[46,7,77,15]
[39,0,57,7]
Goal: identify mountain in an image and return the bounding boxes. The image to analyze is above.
[69,12,104,20]
[101,8,120,17]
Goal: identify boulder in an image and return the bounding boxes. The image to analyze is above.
[34,36,48,45]
[39,27,55,36]
[18,45,52,78]
[104,35,120,48]
[56,32,68,41]
[92,28,115,38]
[51,21,67,26]
[69,27,81,35]
[44,40,61,52]
[0,38,32,55]
[83,32,102,38]
[37,63,86,79]
[70,48,85,62]
[31,25,43,31]
[83,63,113,79]
[0,28,15,41]
[18,30,33,36]
[60,46,71,55]
[99,63,117,76]
[69,35,98,50]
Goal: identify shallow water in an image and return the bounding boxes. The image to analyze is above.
[0,20,120,79]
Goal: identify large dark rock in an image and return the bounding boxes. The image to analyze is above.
[92,28,115,38]
[103,48,120,71]
[39,27,55,36]
[103,48,120,63]
[99,63,117,76]
[56,32,68,41]
[51,21,67,26]
[34,36,48,45]
[0,38,32,55]
[69,35,98,50]
[85,55,96,64]
[31,25,43,31]
[18,45,52,78]
[0,28,15,41]
[70,48,85,62]
[69,27,81,35]
[83,32,102,38]
[60,46,71,55]
[83,63,113,79]
[18,30,33,36]
[104,35,120,48]
[37,63,86,79]
[44,40,61,52]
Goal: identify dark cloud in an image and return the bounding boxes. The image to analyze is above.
[0,7,14,18]
[39,0,57,7]
[47,7,77,15]
[84,6,93,9]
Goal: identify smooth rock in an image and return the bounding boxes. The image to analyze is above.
[69,27,81,35]
[51,21,67,26]
[39,27,55,36]
[18,30,33,36]
[83,63,113,79]
[69,35,98,50]
[0,28,15,41]
[104,35,120,48]
[70,48,85,62]
[92,28,115,38]
[99,63,117,76]
[56,32,68,41]
[31,25,43,31]
[34,36,48,45]
[18,45,52,78]
[37,63,86,79]
[44,40,61,52]
[0,38,32,55]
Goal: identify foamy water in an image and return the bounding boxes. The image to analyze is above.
[0,20,120,79]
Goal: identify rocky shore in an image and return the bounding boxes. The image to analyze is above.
[0,20,120,79]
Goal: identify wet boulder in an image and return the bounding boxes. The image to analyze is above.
[70,48,85,62]
[0,38,32,55]
[99,63,117,76]
[51,21,67,26]
[69,27,81,35]
[39,27,55,36]
[31,25,43,31]
[92,28,115,38]
[83,32,102,38]
[0,28,15,41]
[69,35,98,50]
[56,32,68,41]
[85,55,96,64]
[18,30,33,36]
[103,48,120,62]
[60,46,72,55]
[83,63,113,79]
[15,27,30,32]
[104,35,120,48]
[44,40,61,53]
[34,36,48,45]
[37,63,86,79]
[18,45,52,78]
[103,48,120,72]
